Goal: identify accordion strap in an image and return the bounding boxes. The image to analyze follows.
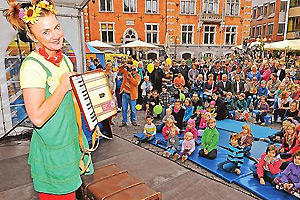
[72,91,100,174]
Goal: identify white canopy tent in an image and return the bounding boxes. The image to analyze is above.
[120,40,159,60]
[264,39,300,51]
[0,0,89,137]
[88,40,115,48]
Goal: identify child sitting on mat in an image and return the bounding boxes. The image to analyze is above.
[239,124,253,155]
[255,95,269,126]
[157,118,179,146]
[184,118,199,146]
[280,132,300,170]
[198,112,211,137]
[235,93,248,121]
[206,101,217,118]
[218,133,244,175]
[274,151,300,198]
[183,98,194,124]
[173,132,195,163]
[191,106,203,128]
[265,120,290,143]
[250,145,282,185]
[199,118,219,160]
[280,123,298,154]
[224,92,235,112]
[136,115,156,144]
[156,108,176,133]
[171,99,185,131]
[163,127,179,158]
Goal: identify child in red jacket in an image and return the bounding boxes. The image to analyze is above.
[250,145,282,185]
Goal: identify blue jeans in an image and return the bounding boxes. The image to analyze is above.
[167,147,177,156]
[138,133,155,143]
[218,160,238,173]
[122,93,137,124]
[250,164,281,183]
[156,123,165,133]
[247,95,257,108]
[243,146,251,154]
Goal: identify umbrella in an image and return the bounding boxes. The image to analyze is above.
[264,39,300,50]
[85,43,103,53]
[88,40,114,48]
[120,40,159,60]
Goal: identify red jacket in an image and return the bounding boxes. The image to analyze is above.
[256,152,282,178]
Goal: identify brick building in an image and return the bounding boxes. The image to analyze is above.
[249,0,288,42]
[286,0,300,40]
[84,0,251,59]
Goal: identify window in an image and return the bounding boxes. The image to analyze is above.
[251,27,255,37]
[180,0,196,15]
[145,24,159,44]
[99,0,113,11]
[100,23,114,43]
[124,28,137,42]
[264,4,268,17]
[269,3,275,15]
[203,26,215,44]
[181,25,194,44]
[146,0,158,14]
[252,8,257,19]
[268,24,273,35]
[256,26,261,36]
[225,26,237,45]
[225,0,239,16]
[203,0,219,14]
[280,1,287,12]
[263,24,266,36]
[123,0,137,12]
[258,6,263,17]
[288,17,300,32]
[290,0,300,8]
[278,23,285,35]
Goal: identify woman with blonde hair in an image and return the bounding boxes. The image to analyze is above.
[4,1,92,199]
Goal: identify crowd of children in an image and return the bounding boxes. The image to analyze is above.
[104,54,300,198]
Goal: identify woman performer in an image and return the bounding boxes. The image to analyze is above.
[4,0,93,199]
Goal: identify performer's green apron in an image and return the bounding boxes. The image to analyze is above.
[25,56,93,194]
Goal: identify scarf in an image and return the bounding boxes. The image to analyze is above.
[38,46,63,66]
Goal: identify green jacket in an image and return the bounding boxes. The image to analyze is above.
[201,127,219,152]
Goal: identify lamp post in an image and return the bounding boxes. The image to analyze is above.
[174,35,180,59]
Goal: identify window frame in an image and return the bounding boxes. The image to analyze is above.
[181,24,195,44]
[180,0,197,15]
[277,23,285,35]
[267,23,274,36]
[99,0,114,12]
[123,0,137,13]
[145,23,160,44]
[256,25,262,37]
[99,22,115,43]
[224,26,237,45]
[203,25,216,45]
[225,0,240,16]
[145,0,159,14]
[203,0,219,14]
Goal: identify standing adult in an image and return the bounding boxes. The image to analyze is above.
[275,63,286,81]
[4,1,93,199]
[137,61,145,104]
[231,74,244,99]
[150,60,163,93]
[119,63,141,127]
[178,59,189,87]
[188,63,199,86]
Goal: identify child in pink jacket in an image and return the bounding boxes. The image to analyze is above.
[184,118,198,145]
[250,145,282,185]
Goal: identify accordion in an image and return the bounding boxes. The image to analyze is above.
[70,70,117,132]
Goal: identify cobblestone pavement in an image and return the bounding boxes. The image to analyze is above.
[111,109,283,200]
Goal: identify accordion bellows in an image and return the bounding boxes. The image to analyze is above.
[70,70,117,131]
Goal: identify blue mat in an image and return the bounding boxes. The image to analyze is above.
[233,174,298,200]
[217,129,232,149]
[188,146,254,183]
[135,132,254,183]
[216,119,279,139]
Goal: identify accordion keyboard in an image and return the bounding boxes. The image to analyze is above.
[71,75,98,130]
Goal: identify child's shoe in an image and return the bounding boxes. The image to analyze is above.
[162,151,168,157]
[181,155,187,163]
[173,153,179,161]
[261,122,266,126]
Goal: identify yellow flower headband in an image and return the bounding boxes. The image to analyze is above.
[18,0,56,24]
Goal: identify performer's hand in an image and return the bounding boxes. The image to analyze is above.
[61,72,77,92]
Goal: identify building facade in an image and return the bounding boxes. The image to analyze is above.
[286,0,300,40]
[84,0,251,59]
[249,0,288,42]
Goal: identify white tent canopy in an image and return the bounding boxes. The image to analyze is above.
[264,39,300,50]
[0,0,89,136]
[121,40,159,49]
[88,40,114,48]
